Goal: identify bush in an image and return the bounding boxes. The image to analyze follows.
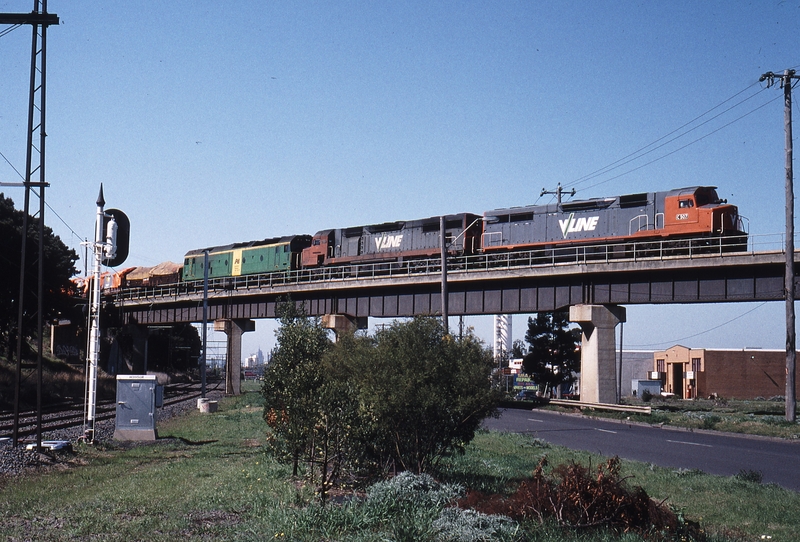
[264,314,501,496]
[458,456,706,540]
[641,389,653,403]
[734,469,763,484]
[701,414,721,430]
[341,316,501,475]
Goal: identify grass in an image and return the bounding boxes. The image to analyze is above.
[1,382,800,541]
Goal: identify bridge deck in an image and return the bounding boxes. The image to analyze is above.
[110,235,797,325]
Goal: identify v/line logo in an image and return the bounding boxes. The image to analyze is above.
[559,214,599,238]
[375,234,403,250]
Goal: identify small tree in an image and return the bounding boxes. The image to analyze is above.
[261,301,331,476]
[313,332,375,498]
[522,311,581,397]
[511,339,526,359]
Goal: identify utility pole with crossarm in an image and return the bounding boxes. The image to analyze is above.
[760,69,800,422]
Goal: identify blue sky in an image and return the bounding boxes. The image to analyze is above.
[1,0,799,356]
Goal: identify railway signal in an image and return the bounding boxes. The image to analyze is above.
[84,185,130,442]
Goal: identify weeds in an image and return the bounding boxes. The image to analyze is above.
[733,469,763,484]
[458,456,705,540]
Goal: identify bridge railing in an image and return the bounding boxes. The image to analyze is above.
[112,232,785,303]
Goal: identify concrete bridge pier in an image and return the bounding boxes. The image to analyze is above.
[321,314,368,341]
[214,318,255,395]
[569,304,626,404]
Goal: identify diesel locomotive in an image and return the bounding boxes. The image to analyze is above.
[93,185,746,291]
[481,186,745,252]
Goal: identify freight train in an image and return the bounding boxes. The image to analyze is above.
[93,186,746,291]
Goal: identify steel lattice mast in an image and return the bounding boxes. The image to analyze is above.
[0,1,59,448]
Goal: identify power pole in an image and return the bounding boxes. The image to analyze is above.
[761,69,799,422]
[541,183,576,207]
[1,2,59,448]
[440,216,448,334]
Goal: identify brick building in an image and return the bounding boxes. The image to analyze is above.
[652,345,800,400]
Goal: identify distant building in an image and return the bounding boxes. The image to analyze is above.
[621,350,655,396]
[511,351,654,399]
[652,345,800,400]
[243,354,256,369]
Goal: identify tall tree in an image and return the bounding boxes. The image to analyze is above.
[0,193,79,357]
[522,311,581,396]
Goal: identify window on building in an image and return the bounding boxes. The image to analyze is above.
[691,358,701,373]
[656,358,665,372]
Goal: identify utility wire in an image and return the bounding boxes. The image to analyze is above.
[0,23,21,38]
[0,149,87,246]
[542,77,792,203]
[628,302,769,349]
[570,84,768,190]
[579,93,781,193]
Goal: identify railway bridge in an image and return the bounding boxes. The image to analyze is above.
[109,235,797,401]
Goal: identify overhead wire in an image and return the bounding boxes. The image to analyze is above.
[570,82,765,190]
[0,146,88,268]
[538,71,798,343]
[628,302,769,349]
[0,23,21,39]
[578,93,781,193]
[1,21,89,264]
[540,75,795,203]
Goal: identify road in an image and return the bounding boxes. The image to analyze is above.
[483,408,800,492]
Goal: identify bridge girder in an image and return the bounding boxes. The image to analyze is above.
[113,252,795,326]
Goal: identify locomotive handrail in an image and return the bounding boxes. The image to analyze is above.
[481,231,503,248]
[110,232,791,304]
[629,214,650,235]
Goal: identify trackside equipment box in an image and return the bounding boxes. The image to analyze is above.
[114,375,159,441]
[634,379,662,398]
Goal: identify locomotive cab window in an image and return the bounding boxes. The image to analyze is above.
[678,199,694,208]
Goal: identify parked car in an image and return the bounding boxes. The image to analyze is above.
[515,390,539,401]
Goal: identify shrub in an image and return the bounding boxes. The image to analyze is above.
[641,389,653,403]
[346,317,501,475]
[265,314,500,495]
[734,469,763,484]
[701,414,721,430]
[458,456,706,540]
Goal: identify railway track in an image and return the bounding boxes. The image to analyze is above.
[0,380,222,443]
